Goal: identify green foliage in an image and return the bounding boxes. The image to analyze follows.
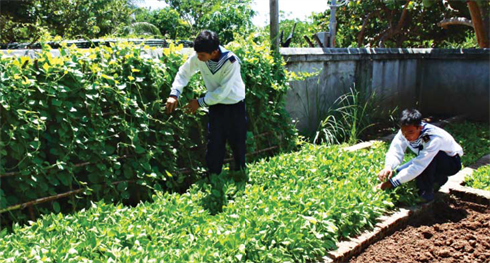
[313,0,473,48]
[117,22,163,38]
[0,142,418,262]
[444,121,490,166]
[0,0,136,43]
[314,87,379,145]
[1,0,258,44]
[440,30,478,48]
[133,7,192,40]
[0,37,297,224]
[466,165,490,191]
[0,17,51,46]
[164,0,256,43]
[260,16,322,48]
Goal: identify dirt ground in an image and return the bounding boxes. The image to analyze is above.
[348,197,490,263]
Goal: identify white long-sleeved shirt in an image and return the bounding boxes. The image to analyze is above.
[385,123,463,187]
[170,46,245,107]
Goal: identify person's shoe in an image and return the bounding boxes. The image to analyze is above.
[416,190,434,204]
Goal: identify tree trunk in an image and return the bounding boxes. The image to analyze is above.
[479,1,490,46]
[467,0,489,48]
[357,11,378,47]
[377,0,410,47]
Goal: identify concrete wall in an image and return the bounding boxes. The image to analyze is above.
[281,48,490,134]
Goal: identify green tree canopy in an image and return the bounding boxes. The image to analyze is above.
[133,7,192,40]
[163,0,256,43]
[0,0,136,43]
[313,0,482,48]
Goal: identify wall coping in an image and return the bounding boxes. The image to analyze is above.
[280,47,490,62]
[3,47,489,61]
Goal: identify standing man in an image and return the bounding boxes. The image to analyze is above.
[166,30,247,176]
[377,109,463,202]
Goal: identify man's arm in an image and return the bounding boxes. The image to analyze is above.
[378,131,407,182]
[389,137,442,187]
[167,54,199,113]
[384,131,407,170]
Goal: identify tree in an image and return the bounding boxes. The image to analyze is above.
[0,0,45,44]
[438,0,489,48]
[259,12,322,48]
[0,0,137,43]
[35,0,135,38]
[163,0,256,43]
[133,7,192,40]
[313,0,476,48]
[467,0,489,47]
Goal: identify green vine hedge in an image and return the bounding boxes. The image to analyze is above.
[0,38,298,224]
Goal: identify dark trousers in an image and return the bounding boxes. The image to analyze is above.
[416,151,461,194]
[206,101,247,175]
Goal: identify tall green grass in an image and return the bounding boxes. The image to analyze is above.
[314,86,389,145]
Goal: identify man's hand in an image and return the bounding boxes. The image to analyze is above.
[166,96,178,114]
[377,181,393,190]
[377,168,393,182]
[184,99,199,114]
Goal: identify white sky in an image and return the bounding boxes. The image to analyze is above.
[135,0,330,27]
[252,0,330,26]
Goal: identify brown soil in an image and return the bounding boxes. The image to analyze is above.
[348,197,490,263]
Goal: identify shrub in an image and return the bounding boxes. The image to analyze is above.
[0,37,298,224]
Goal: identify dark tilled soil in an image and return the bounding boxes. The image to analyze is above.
[349,197,490,263]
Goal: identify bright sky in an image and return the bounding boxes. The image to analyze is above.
[252,0,330,26]
[136,0,330,27]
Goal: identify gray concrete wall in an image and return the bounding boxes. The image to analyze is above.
[281,48,490,134]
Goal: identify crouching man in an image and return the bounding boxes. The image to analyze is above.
[378,109,463,202]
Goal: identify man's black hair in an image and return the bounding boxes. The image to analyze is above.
[194,30,219,53]
[399,109,423,127]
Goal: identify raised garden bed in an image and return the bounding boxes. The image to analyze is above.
[0,142,419,262]
[321,117,490,262]
[466,162,490,191]
[349,196,490,263]
[0,111,487,261]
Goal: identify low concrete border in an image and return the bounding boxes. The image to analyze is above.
[450,184,490,206]
[321,200,442,263]
[442,154,490,206]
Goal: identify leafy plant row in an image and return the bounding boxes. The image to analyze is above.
[444,121,490,166]
[454,121,490,190]
[0,37,298,224]
[466,165,490,191]
[0,142,418,262]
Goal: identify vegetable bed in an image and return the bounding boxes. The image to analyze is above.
[0,142,418,262]
[448,120,490,192]
[348,197,490,263]
[444,121,490,166]
[466,165,490,191]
